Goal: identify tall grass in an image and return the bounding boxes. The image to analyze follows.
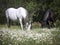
[0,27,60,45]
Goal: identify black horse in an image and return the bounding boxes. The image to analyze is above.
[41,9,55,28]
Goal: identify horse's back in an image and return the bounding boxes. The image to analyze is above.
[5,7,28,20]
[17,7,28,18]
[6,8,17,20]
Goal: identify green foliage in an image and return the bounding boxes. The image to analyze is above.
[0,0,60,26]
[0,28,59,45]
[55,20,60,27]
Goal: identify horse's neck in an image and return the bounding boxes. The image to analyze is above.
[24,16,29,23]
[43,11,49,21]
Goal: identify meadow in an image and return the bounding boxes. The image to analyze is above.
[0,24,60,45]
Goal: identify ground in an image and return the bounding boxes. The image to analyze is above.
[0,25,60,45]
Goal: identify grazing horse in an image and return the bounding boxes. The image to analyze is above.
[41,9,55,28]
[5,7,31,30]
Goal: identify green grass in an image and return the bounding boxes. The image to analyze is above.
[0,24,20,30]
[0,24,60,45]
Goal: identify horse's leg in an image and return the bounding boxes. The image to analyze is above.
[48,18,54,28]
[19,18,23,30]
[41,21,46,28]
[46,20,51,29]
[7,17,10,27]
[24,18,27,30]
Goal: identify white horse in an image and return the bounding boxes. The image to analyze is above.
[5,7,31,30]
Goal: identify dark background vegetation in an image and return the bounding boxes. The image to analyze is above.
[0,0,60,26]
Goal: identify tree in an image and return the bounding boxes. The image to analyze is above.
[0,0,60,24]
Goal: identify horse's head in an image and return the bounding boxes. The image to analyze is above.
[26,20,31,30]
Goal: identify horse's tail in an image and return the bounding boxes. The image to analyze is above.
[5,9,9,18]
